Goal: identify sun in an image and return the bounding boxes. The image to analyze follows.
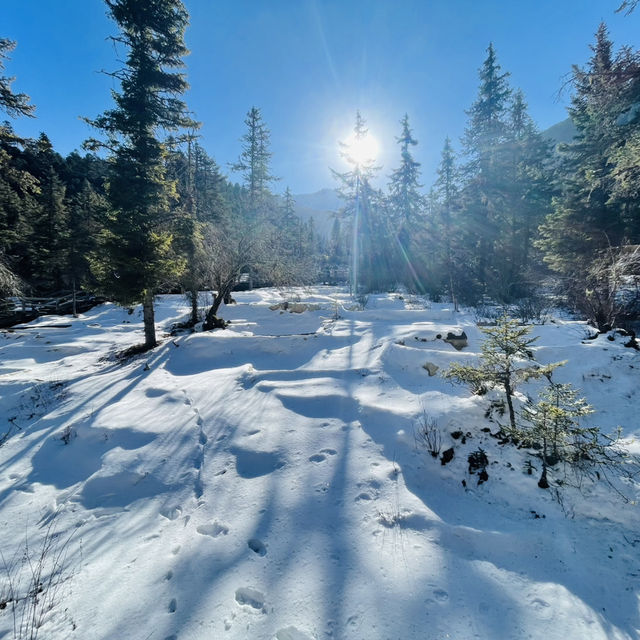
[344,130,379,166]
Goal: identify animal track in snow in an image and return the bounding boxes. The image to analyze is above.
[424,588,449,605]
[232,447,285,478]
[165,570,173,581]
[248,538,267,556]
[275,627,313,640]
[320,448,337,456]
[168,598,177,613]
[196,522,229,538]
[309,453,326,463]
[160,505,182,521]
[235,586,265,612]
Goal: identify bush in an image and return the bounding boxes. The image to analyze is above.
[414,412,442,458]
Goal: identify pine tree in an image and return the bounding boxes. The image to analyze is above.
[85,0,198,349]
[0,39,34,119]
[388,114,424,292]
[494,90,553,299]
[25,134,69,292]
[461,43,512,299]
[433,137,462,306]
[0,39,35,296]
[537,24,638,327]
[517,383,594,489]
[444,315,561,431]
[331,111,383,294]
[231,106,277,218]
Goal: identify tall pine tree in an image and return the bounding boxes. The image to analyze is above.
[85,0,197,349]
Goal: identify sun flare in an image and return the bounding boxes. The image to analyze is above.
[344,130,379,166]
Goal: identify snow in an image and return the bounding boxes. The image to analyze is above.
[0,287,638,640]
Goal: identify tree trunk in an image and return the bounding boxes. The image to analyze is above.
[538,438,549,489]
[504,377,516,431]
[189,287,199,325]
[203,286,229,331]
[142,290,157,348]
[72,277,77,317]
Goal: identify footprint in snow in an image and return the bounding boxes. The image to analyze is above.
[275,627,313,640]
[160,505,182,521]
[309,453,326,463]
[168,598,177,613]
[320,448,337,456]
[424,589,449,605]
[248,538,267,556]
[235,587,265,612]
[196,522,229,538]
[165,570,173,581]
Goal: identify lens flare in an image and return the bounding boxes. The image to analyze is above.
[344,131,379,166]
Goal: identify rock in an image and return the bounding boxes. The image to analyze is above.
[444,331,468,350]
[423,361,439,376]
[441,447,455,466]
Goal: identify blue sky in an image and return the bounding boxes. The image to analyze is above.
[4,1,640,194]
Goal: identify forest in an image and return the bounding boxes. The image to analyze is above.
[0,1,639,345]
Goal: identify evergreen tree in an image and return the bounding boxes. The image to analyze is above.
[0,39,34,119]
[432,137,463,306]
[516,382,594,489]
[388,114,424,292]
[331,111,385,294]
[537,24,640,326]
[24,134,69,292]
[444,315,561,431]
[67,179,107,312]
[85,0,197,349]
[0,39,35,295]
[231,106,277,217]
[494,90,553,298]
[461,43,512,299]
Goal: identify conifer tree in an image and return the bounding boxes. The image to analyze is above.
[0,39,35,294]
[332,111,383,294]
[232,106,277,217]
[517,383,594,489]
[537,24,639,327]
[0,39,34,119]
[388,114,424,292]
[85,0,197,349]
[433,137,462,306]
[444,315,561,431]
[25,134,69,292]
[461,43,512,299]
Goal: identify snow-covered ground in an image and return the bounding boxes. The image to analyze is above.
[0,287,638,640]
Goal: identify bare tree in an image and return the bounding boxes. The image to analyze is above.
[201,223,261,330]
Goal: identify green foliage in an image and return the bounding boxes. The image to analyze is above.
[444,315,562,429]
[231,106,278,217]
[85,0,197,347]
[512,382,597,488]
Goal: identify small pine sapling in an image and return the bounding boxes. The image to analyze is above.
[514,382,594,488]
[444,314,562,431]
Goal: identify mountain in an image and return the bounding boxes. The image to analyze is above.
[293,188,341,237]
[542,117,577,145]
